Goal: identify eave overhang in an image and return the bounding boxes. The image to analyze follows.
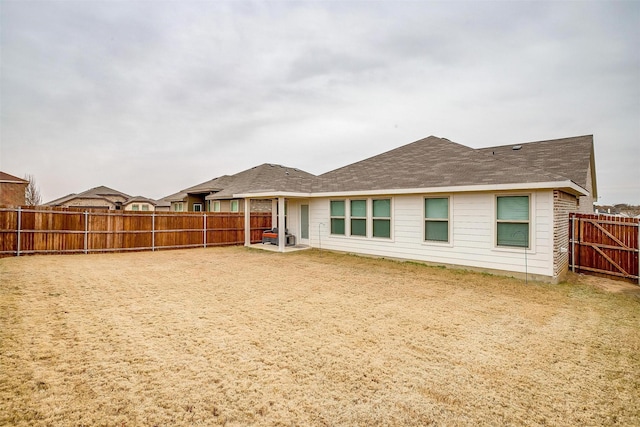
[234,181,588,199]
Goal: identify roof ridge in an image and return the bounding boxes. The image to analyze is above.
[319,135,464,177]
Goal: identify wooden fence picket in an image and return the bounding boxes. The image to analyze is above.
[0,206,271,257]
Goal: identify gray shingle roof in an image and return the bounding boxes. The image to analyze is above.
[46,186,132,205]
[167,134,596,199]
[123,196,157,206]
[477,134,595,195]
[315,135,585,193]
[206,164,317,199]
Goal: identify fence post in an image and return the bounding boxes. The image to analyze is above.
[152,212,155,251]
[16,206,21,256]
[84,211,89,254]
[571,215,575,273]
[203,213,207,248]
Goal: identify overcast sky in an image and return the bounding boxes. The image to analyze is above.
[2,1,639,205]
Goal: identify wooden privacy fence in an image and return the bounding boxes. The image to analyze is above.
[569,213,639,284]
[0,207,272,257]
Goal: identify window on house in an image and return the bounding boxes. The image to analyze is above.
[372,199,391,238]
[193,203,203,212]
[212,201,221,212]
[174,202,184,212]
[230,200,239,212]
[330,200,345,235]
[350,200,367,236]
[496,195,530,248]
[132,204,139,211]
[142,205,149,211]
[425,197,449,242]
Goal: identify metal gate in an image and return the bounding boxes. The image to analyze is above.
[569,213,639,284]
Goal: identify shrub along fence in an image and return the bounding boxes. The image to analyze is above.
[0,206,272,257]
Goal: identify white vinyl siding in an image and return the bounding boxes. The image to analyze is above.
[310,191,554,279]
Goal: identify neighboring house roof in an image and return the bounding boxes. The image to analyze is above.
[205,164,316,199]
[154,198,172,208]
[122,196,157,206]
[163,191,188,203]
[182,175,232,194]
[0,171,29,183]
[46,186,132,206]
[315,135,581,194]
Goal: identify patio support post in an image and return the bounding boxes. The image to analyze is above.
[278,197,285,252]
[244,198,251,247]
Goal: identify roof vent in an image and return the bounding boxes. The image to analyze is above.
[512,145,522,150]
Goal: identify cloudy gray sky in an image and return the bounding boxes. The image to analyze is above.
[2,1,639,204]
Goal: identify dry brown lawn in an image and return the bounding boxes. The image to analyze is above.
[1,247,639,426]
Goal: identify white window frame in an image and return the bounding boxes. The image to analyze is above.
[330,200,346,236]
[212,201,221,212]
[371,198,392,240]
[493,193,535,252]
[350,199,367,237]
[328,198,393,240]
[423,196,452,246]
[142,204,149,211]
[193,203,203,212]
[230,200,239,212]
[132,204,139,211]
[174,202,184,212]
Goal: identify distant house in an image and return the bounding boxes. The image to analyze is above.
[45,186,159,211]
[219,134,595,283]
[0,171,29,207]
[122,196,157,212]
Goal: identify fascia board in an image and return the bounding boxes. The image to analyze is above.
[233,191,312,198]
[234,181,588,199]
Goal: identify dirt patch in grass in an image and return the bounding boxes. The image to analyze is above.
[1,247,639,426]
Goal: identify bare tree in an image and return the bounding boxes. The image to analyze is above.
[24,174,42,206]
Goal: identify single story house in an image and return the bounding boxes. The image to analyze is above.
[0,171,29,206]
[229,134,596,283]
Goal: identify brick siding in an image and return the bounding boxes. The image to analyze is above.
[0,182,27,206]
[553,190,578,278]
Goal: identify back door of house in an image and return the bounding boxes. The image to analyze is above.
[300,204,309,245]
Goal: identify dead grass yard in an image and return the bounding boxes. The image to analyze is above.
[1,247,639,426]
